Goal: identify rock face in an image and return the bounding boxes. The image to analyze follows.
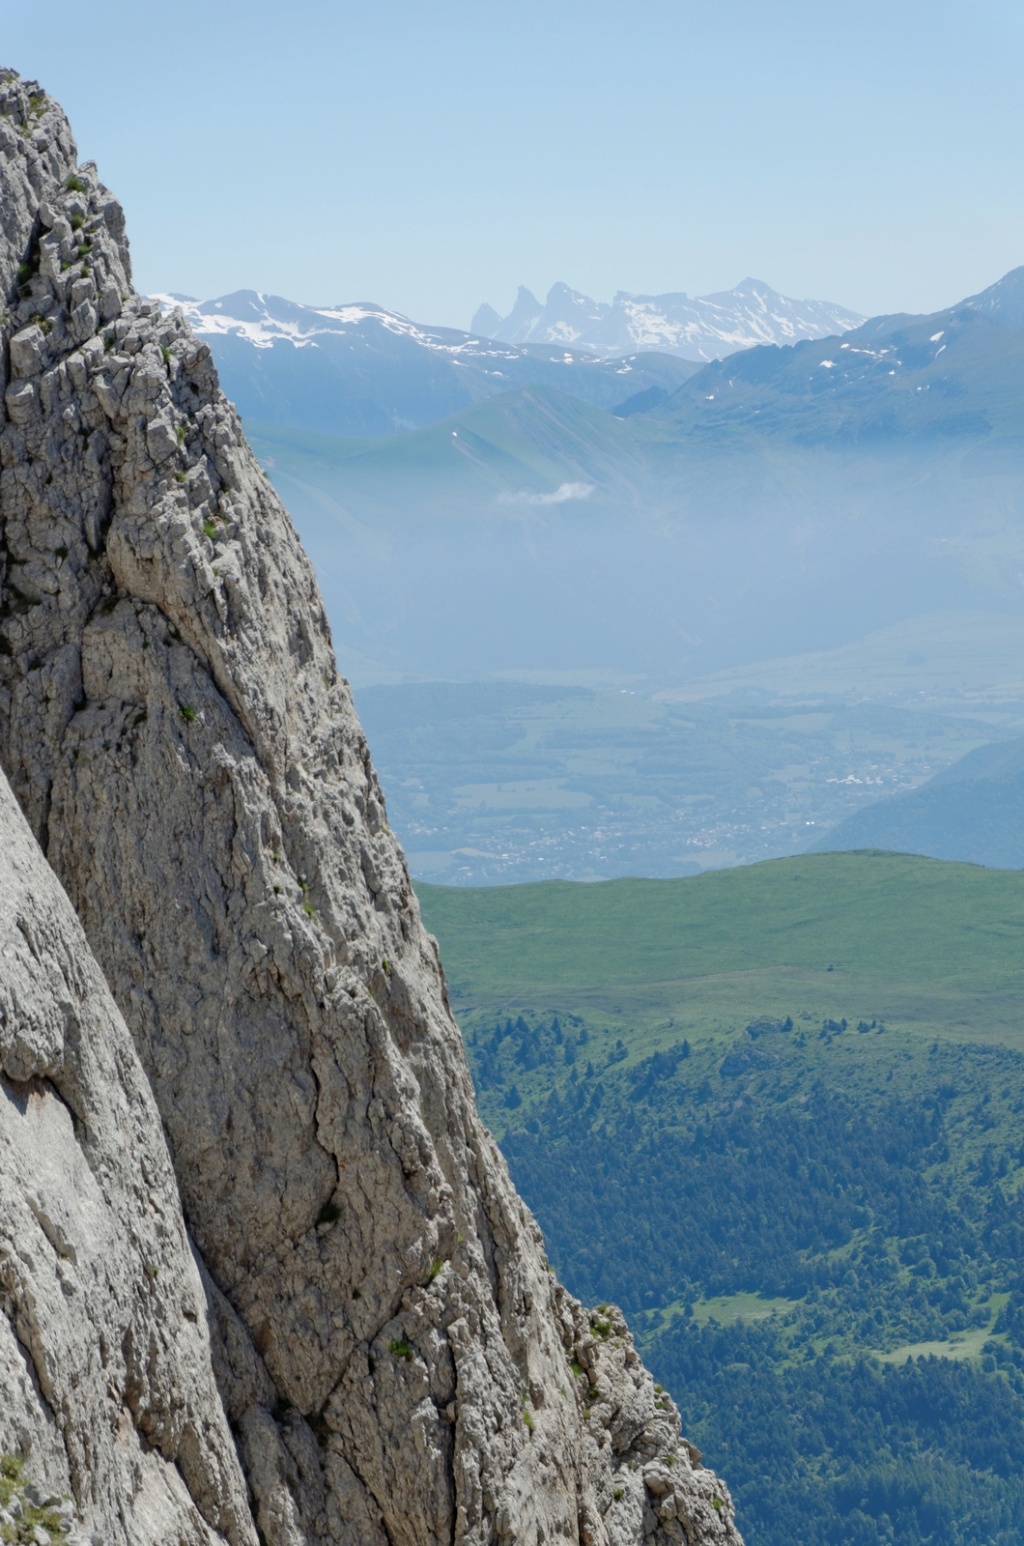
[0,771,255,1546]
[0,71,742,1546]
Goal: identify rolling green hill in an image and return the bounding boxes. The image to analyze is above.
[418,854,1024,1546]
[420,852,1024,1052]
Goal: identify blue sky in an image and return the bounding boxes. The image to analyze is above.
[6,0,1024,326]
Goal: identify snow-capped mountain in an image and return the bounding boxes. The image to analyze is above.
[152,290,697,437]
[471,279,863,361]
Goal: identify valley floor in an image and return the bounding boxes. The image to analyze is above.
[358,678,1024,884]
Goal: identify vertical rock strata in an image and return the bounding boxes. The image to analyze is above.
[0,772,256,1546]
[0,73,742,1546]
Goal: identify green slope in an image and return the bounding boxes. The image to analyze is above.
[418,852,1024,1546]
[254,384,651,525]
[420,851,1024,1052]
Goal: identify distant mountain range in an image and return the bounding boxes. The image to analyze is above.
[814,736,1024,868]
[651,265,1024,445]
[163,266,1024,690]
[159,268,1024,453]
[154,290,696,437]
[471,279,863,360]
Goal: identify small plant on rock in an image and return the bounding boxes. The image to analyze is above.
[0,1456,22,1507]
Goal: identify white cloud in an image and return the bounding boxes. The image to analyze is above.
[499,481,595,507]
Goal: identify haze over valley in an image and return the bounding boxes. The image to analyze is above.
[171,267,1024,882]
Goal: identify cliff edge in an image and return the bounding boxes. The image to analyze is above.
[0,71,742,1546]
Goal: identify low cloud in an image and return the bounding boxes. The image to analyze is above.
[499,481,595,507]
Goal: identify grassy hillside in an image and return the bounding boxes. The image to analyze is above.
[418,853,1024,1546]
[420,851,1024,1053]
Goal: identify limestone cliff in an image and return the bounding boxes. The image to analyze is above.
[0,768,255,1545]
[0,71,742,1546]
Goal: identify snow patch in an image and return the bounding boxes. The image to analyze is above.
[151,292,539,363]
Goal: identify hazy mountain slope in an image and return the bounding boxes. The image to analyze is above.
[159,290,697,437]
[812,735,1024,867]
[286,385,652,514]
[650,266,1024,446]
[253,413,1020,686]
[473,279,862,360]
[657,611,1024,706]
[0,71,739,1546]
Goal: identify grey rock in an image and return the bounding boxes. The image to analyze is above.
[0,768,254,1545]
[4,379,35,424]
[0,71,742,1546]
[9,325,46,378]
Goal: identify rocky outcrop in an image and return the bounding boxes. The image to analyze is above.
[0,769,255,1545]
[0,71,742,1546]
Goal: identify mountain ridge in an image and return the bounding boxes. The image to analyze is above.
[647,263,1024,445]
[155,289,698,437]
[472,278,863,360]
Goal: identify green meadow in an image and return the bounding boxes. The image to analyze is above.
[419,850,1024,1051]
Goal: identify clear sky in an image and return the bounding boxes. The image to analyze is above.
[6,0,1024,327]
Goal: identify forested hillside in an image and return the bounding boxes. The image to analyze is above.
[420,855,1024,1545]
